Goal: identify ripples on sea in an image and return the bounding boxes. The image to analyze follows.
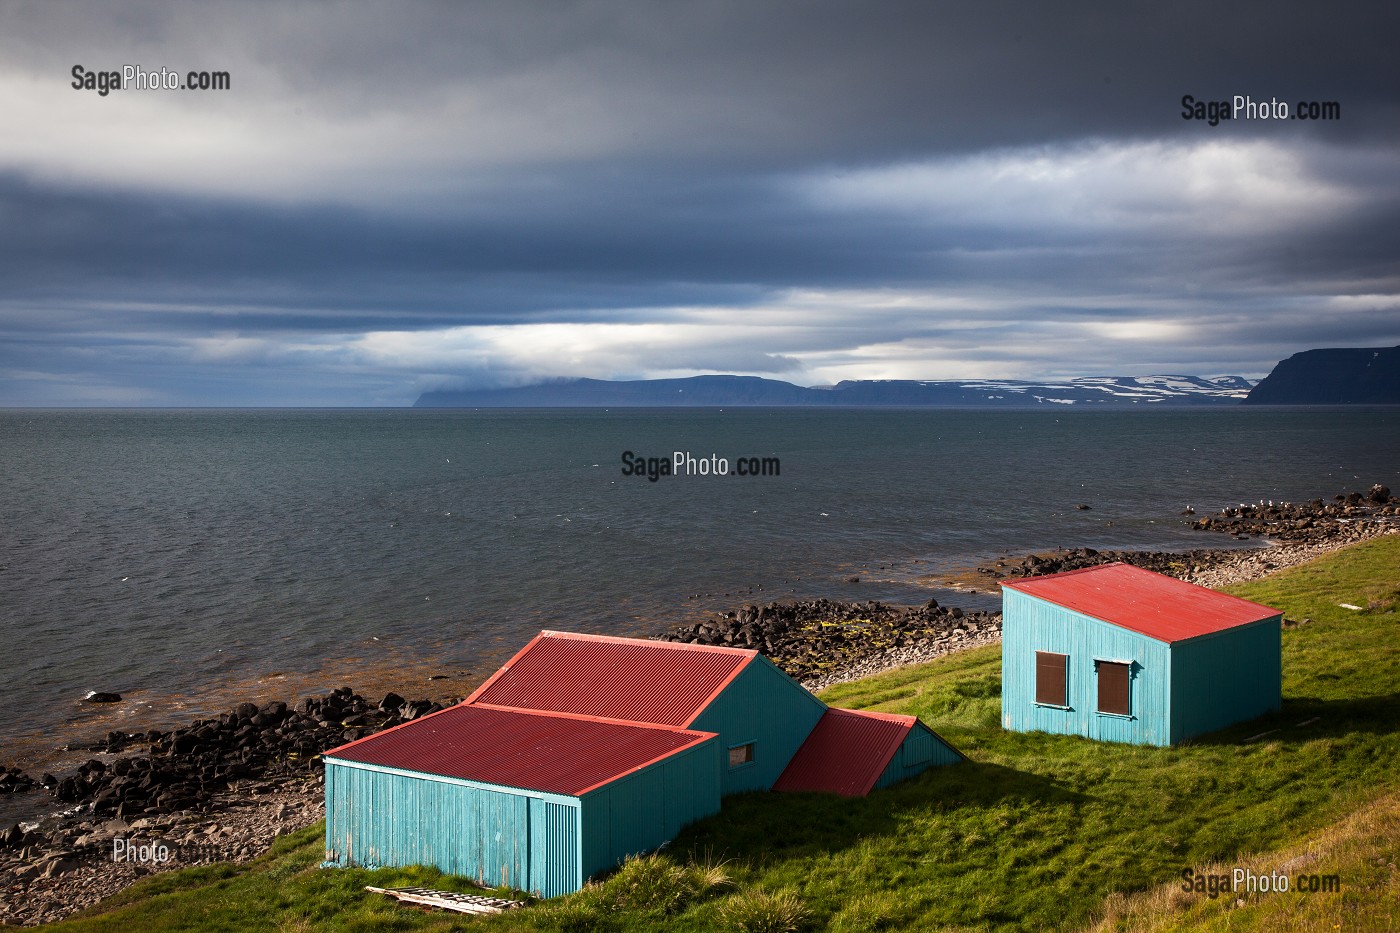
[2,406,1396,792]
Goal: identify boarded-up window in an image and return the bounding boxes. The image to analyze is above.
[1097,661,1131,715]
[1035,651,1068,706]
[728,743,754,768]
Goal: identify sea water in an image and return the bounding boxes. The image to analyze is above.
[2,406,1396,783]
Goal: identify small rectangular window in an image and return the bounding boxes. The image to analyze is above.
[1035,651,1068,706]
[728,743,754,768]
[1097,660,1131,716]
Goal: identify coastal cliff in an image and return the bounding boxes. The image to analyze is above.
[1245,346,1400,404]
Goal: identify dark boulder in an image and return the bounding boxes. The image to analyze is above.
[55,777,83,801]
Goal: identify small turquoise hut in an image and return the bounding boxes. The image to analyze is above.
[1000,563,1281,746]
[325,631,962,895]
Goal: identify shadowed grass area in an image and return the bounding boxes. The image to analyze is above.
[36,536,1400,932]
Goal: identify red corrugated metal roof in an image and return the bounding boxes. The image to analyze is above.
[465,631,755,727]
[1000,562,1280,643]
[772,708,913,797]
[325,703,715,796]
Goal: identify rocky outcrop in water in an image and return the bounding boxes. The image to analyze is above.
[971,485,1398,583]
[1187,487,1398,542]
[974,546,1237,582]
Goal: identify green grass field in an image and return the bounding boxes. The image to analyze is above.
[36,536,1400,932]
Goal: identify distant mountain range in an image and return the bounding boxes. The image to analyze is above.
[415,374,1256,408]
[415,345,1400,408]
[1242,346,1400,404]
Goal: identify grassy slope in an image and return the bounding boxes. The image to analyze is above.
[1085,785,1400,932]
[35,536,1400,932]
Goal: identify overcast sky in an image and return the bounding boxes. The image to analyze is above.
[2,1,1398,405]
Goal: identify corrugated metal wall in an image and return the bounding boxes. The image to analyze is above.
[327,736,723,897]
[1169,617,1281,742]
[1001,590,1172,745]
[577,736,721,882]
[324,760,584,898]
[873,722,963,790]
[688,655,827,794]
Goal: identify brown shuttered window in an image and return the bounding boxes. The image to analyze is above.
[1035,651,1068,706]
[1097,661,1131,715]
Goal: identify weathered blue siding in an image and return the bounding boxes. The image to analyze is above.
[1000,589,1173,746]
[688,655,826,794]
[873,722,964,790]
[324,759,583,897]
[1169,617,1281,742]
[530,797,581,898]
[327,734,721,898]
[578,737,721,880]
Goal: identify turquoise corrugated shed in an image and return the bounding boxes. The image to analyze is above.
[873,722,964,790]
[688,654,826,794]
[774,709,964,796]
[578,737,722,880]
[325,630,964,896]
[325,734,721,898]
[1001,574,1281,746]
[1168,620,1281,743]
[324,760,582,895]
[1001,590,1173,745]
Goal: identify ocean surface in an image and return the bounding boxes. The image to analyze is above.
[2,406,1397,819]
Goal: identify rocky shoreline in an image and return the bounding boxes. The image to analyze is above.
[0,688,450,927]
[658,597,1002,692]
[2,485,1396,926]
[658,484,1398,691]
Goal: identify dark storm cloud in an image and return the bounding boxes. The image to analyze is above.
[50,0,1389,154]
[1,1,1398,403]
